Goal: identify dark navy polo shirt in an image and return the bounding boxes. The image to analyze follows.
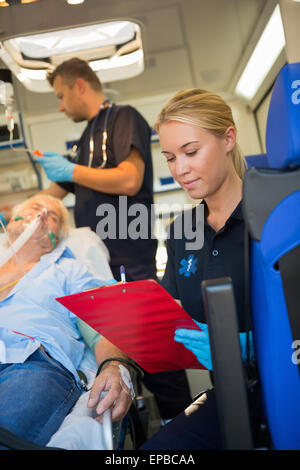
[161,201,247,331]
[58,104,157,267]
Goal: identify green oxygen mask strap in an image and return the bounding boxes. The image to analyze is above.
[48,232,59,249]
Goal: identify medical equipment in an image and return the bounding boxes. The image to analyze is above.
[5,114,42,156]
[8,100,112,166]
[0,216,41,268]
[0,74,41,156]
[0,77,14,133]
[0,205,60,269]
[9,145,43,155]
[119,364,135,400]
[70,99,113,169]
[0,73,42,193]
[0,73,17,144]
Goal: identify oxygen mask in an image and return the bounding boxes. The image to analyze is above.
[0,205,60,269]
[11,207,59,249]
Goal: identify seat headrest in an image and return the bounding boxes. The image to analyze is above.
[245,154,269,168]
[266,62,300,169]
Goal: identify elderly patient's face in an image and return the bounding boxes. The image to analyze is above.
[7,197,62,250]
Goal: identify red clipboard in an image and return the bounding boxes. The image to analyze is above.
[56,279,204,373]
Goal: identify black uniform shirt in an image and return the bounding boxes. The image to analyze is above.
[59,104,157,267]
[161,201,247,331]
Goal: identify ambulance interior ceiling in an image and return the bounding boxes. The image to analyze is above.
[0,0,286,118]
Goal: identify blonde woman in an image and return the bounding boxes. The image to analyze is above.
[141,89,257,450]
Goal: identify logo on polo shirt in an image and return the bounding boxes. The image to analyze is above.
[179,254,198,277]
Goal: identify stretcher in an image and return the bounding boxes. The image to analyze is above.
[0,226,117,450]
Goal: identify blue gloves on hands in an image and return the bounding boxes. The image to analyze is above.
[174,321,254,370]
[37,152,75,182]
[175,322,213,370]
[239,331,254,361]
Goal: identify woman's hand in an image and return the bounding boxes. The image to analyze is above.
[174,321,212,370]
[175,321,254,370]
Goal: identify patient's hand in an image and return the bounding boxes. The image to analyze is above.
[87,363,133,422]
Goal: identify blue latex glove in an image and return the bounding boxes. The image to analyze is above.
[0,211,6,226]
[37,152,75,182]
[239,331,254,361]
[175,321,212,370]
[174,321,254,370]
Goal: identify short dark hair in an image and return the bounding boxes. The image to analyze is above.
[47,57,103,92]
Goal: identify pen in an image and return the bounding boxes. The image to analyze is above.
[120,265,126,283]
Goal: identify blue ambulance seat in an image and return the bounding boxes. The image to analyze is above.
[243,62,300,450]
[245,153,269,168]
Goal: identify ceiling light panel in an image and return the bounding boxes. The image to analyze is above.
[0,20,144,92]
[235,5,285,100]
[10,22,136,59]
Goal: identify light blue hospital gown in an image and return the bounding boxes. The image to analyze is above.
[0,244,111,385]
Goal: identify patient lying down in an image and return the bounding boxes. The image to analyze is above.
[0,195,133,449]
